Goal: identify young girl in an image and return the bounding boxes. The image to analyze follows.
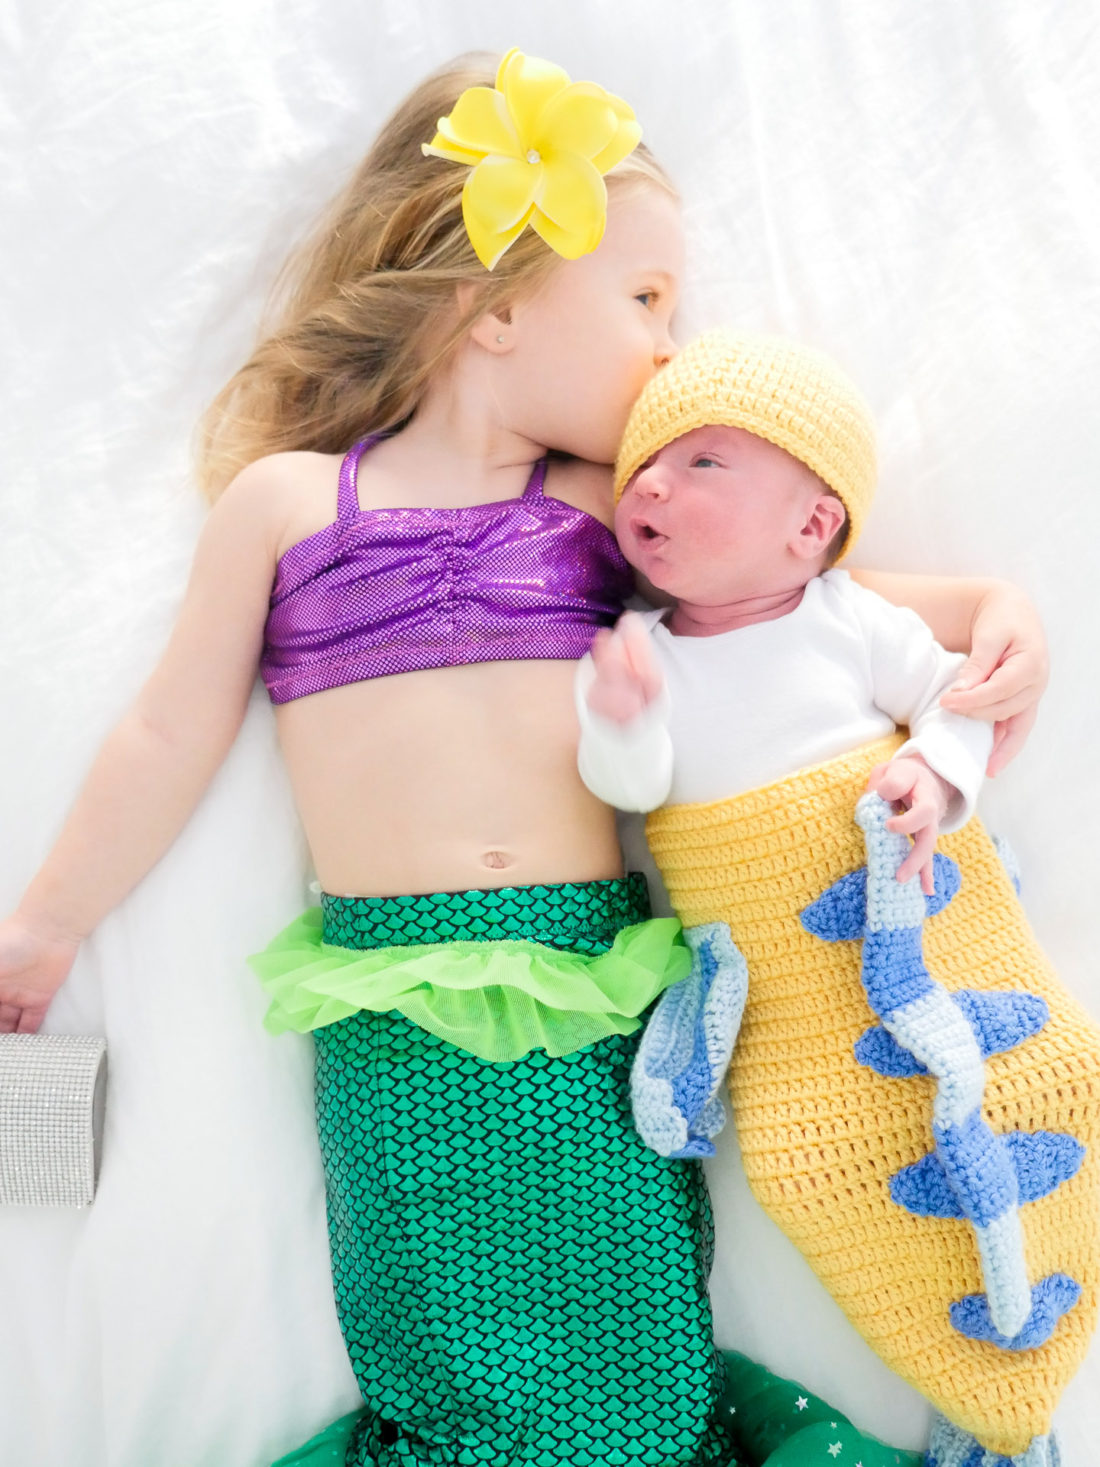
[0,51,1048,1467]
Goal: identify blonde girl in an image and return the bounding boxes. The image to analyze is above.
[0,51,1046,1467]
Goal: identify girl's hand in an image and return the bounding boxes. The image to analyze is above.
[0,916,81,1034]
[938,583,1049,776]
[586,612,664,724]
[866,756,952,894]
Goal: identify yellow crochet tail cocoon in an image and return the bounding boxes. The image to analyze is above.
[646,735,1100,1456]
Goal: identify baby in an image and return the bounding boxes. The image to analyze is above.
[575,330,1100,1467]
[576,329,990,886]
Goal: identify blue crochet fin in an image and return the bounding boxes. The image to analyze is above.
[953,989,1049,1054]
[800,853,960,942]
[891,1150,966,1218]
[890,1130,1085,1219]
[927,1412,1061,1466]
[854,1023,929,1076]
[856,989,1049,1076]
[1001,1128,1085,1198]
[637,941,716,1083]
[630,922,748,1159]
[800,867,869,941]
[992,832,1023,895]
[666,934,725,1130]
[950,1272,1082,1350]
[926,853,963,915]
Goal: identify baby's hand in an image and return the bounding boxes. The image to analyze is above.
[865,756,952,894]
[586,612,664,724]
[938,582,1049,777]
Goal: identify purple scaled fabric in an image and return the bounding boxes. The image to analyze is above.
[260,436,634,703]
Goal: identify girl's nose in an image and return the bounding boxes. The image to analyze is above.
[654,328,675,369]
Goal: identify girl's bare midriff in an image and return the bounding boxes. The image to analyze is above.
[275,656,623,898]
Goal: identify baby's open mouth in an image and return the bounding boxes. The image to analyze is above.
[631,517,666,545]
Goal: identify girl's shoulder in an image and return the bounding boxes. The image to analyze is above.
[218,450,345,565]
[543,455,615,529]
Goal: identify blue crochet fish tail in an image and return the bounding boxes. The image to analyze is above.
[925,1411,1061,1466]
[855,793,1034,1340]
[801,792,1082,1354]
[630,922,748,1158]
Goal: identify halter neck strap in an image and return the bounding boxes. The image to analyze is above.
[338,437,547,519]
[522,456,549,498]
[337,436,385,520]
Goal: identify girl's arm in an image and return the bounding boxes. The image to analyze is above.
[849,570,1048,776]
[0,463,285,1032]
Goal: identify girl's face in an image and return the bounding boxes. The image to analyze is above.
[503,186,684,464]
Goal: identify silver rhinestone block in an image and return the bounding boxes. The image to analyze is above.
[0,1035,107,1207]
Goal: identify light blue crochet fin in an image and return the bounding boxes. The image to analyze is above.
[992,832,1023,895]
[630,922,748,1159]
[926,1411,1061,1465]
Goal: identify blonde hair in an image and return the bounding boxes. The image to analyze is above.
[196,53,674,501]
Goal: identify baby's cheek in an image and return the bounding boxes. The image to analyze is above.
[611,502,633,548]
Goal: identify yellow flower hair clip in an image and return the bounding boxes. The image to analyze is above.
[422,48,642,270]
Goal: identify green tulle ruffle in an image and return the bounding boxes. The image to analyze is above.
[249,907,690,1062]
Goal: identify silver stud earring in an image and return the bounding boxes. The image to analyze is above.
[496,334,505,343]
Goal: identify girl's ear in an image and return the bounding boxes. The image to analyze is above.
[457,282,514,353]
[469,312,514,352]
[792,491,847,561]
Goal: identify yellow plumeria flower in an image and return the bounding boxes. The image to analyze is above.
[422,48,642,269]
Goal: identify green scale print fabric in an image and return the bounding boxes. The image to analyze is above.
[318,874,651,956]
[299,876,740,1466]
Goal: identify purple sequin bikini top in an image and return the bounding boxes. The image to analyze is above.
[260,435,634,703]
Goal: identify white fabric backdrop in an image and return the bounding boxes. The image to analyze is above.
[3,1,1098,1462]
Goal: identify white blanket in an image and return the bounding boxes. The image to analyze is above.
[3,2,1098,1462]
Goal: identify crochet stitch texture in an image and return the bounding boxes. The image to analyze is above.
[644,734,1100,1457]
[613,330,877,557]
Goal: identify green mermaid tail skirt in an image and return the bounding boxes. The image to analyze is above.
[270,1347,924,1467]
[282,876,739,1466]
[317,1009,734,1465]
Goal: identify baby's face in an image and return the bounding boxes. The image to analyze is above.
[614,425,825,604]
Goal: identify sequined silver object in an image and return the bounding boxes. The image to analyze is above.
[0,1035,107,1207]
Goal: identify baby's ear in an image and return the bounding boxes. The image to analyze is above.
[793,491,846,561]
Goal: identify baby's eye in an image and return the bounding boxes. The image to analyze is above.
[634,290,658,308]
[692,455,719,468]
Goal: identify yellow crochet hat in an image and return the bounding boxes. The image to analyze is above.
[614,330,877,559]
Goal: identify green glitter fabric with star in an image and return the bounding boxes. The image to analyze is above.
[285,876,741,1466]
[717,1352,924,1467]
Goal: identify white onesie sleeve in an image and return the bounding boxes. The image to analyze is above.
[847,576,992,830]
[574,651,674,813]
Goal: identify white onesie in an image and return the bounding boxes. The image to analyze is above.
[576,569,992,823]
